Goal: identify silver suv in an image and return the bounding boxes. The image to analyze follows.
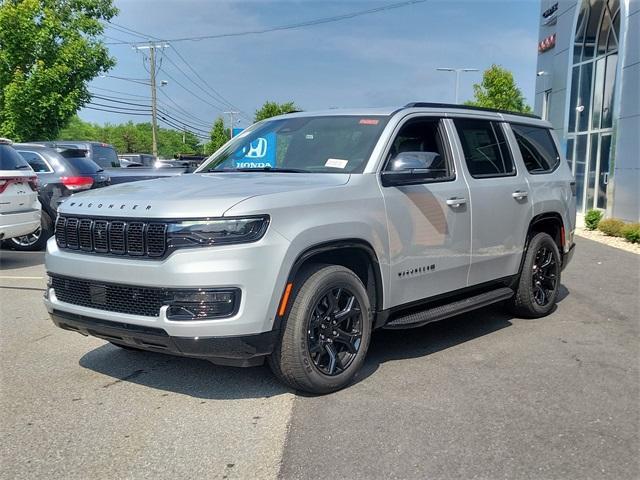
[44,103,576,394]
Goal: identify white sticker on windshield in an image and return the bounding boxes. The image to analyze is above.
[325,158,348,169]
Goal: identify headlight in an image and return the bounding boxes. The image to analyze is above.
[167,216,269,248]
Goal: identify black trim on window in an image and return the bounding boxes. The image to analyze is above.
[508,123,561,175]
[379,116,456,184]
[453,118,517,179]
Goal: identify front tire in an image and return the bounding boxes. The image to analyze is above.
[268,265,372,394]
[510,232,561,318]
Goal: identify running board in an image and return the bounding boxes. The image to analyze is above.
[384,287,514,330]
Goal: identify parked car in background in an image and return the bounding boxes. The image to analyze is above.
[4,143,110,251]
[46,141,188,183]
[0,139,40,244]
[118,153,156,167]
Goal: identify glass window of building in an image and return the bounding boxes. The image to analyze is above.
[567,0,620,213]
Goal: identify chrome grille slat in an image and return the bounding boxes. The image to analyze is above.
[55,216,167,259]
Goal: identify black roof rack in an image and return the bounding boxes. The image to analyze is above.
[404,102,541,119]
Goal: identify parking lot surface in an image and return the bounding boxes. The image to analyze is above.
[1,237,638,479]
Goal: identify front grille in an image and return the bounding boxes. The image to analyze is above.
[55,216,167,258]
[51,275,166,317]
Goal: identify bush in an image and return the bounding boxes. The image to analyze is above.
[584,209,603,230]
[621,223,640,244]
[598,218,625,237]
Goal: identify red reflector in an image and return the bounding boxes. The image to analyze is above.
[359,119,380,125]
[62,176,94,191]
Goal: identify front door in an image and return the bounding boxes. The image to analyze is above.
[451,118,532,286]
[381,116,471,307]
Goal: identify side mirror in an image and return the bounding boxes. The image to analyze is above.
[381,151,447,187]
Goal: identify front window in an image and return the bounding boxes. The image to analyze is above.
[198,115,389,174]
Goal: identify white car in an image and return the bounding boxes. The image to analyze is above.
[0,139,41,242]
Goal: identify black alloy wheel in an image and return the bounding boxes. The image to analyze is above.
[307,287,363,376]
[531,245,558,306]
[509,232,562,318]
[268,264,372,394]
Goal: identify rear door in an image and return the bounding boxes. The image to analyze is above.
[0,144,36,214]
[380,115,471,307]
[451,118,531,286]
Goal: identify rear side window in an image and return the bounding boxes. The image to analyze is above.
[454,119,515,178]
[511,124,560,174]
[0,144,31,170]
[91,145,119,168]
[17,151,52,173]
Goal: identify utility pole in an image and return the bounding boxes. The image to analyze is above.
[224,111,239,138]
[134,42,169,157]
[436,67,479,104]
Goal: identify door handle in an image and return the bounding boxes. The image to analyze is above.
[446,197,467,207]
[512,190,529,200]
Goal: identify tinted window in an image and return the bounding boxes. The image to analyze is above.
[58,150,103,174]
[386,118,451,179]
[92,145,119,168]
[17,151,52,173]
[0,144,31,170]
[454,119,515,178]
[511,125,560,173]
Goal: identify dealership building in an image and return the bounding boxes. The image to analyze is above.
[534,0,639,221]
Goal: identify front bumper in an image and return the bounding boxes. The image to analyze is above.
[0,208,40,240]
[44,226,292,338]
[50,309,278,366]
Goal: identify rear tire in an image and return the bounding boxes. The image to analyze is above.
[7,212,52,251]
[268,264,372,394]
[510,232,561,318]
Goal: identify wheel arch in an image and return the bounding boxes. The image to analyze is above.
[517,212,566,277]
[277,239,384,327]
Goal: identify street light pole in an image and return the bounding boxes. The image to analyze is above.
[436,67,479,104]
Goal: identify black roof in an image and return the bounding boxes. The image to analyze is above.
[404,102,540,119]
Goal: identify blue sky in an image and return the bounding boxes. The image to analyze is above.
[84,0,541,134]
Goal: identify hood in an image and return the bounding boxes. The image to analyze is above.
[58,172,350,218]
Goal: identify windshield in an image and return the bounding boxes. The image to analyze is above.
[198,115,389,174]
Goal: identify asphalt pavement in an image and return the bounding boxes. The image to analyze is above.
[1,237,638,479]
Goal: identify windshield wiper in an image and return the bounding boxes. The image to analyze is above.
[207,167,310,173]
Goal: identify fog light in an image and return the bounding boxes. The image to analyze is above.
[165,289,239,321]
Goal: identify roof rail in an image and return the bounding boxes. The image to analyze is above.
[404,102,541,119]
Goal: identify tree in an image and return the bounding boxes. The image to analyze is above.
[204,117,230,155]
[465,65,532,114]
[0,0,117,141]
[58,116,202,158]
[254,101,299,122]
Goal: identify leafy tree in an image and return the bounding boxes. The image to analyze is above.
[465,64,532,114]
[204,117,230,155]
[0,0,117,141]
[58,116,201,158]
[254,101,299,122]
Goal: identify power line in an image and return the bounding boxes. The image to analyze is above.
[162,51,237,113]
[104,1,428,45]
[90,86,150,99]
[89,89,213,130]
[167,46,248,119]
[104,21,249,121]
[160,69,229,113]
[156,90,214,128]
[84,106,152,116]
[157,110,210,135]
[89,101,151,113]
